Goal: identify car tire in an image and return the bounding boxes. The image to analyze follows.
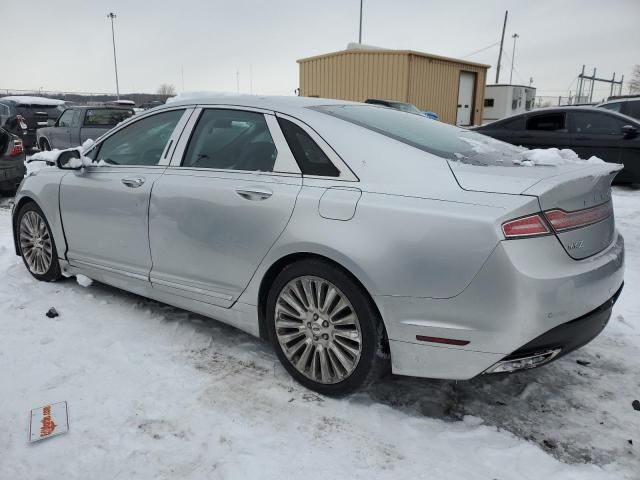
[266,258,388,396]
[16,202,62,282]
[40,139,51,151]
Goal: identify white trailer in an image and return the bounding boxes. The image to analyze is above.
[482,84,536,124]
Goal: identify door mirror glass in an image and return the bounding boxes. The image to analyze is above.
[57,150,81,169]
[622,125,638,139]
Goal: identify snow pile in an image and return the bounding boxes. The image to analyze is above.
[75,274,93,287]
[0,95,65,106]
[517,148,605,167]
[459,135,522,155]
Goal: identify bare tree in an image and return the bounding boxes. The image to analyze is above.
[157,84,177,99]
[629,65,640,95]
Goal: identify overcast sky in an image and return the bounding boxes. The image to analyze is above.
[3,0,639,101]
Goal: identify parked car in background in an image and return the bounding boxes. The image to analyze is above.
[36,106,134,150]
[598,96,640,120]
[0,128,26,194]
[0,96,66,150]
[365,98,424,114]
[13,96,624,395]
[475,106,640,183]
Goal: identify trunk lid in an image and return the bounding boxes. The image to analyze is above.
[449,160,622,259]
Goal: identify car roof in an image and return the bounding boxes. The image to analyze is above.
[600,97,640,105]
[160,95,361,116]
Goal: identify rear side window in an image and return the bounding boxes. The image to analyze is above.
[277,117,339,177]
[571,111,625,135]
[84,109,134,127]
[182,109,277,172]
[526,113,566,131]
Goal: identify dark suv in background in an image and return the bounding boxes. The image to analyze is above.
[0,96,66,150]
[0,127,26,194]
[599,96,640,120]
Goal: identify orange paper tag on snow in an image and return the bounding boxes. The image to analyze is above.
[29,401,69,442]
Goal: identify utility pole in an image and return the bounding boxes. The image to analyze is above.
[107,12,120,100]
[236,70,240,94]
[589,67,596,103]
[358,0,363,43]
[181,65,185,92]
[509,33,519,84]
[495,10,508,83]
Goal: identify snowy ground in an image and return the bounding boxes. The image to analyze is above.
[0,189,638,480]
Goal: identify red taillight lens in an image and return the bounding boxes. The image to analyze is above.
[544,203,612,232]
[10,139,24,156]
[502,214,550,238]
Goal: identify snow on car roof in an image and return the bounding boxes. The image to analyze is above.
[165,93,358,112]
[0,95,65,106]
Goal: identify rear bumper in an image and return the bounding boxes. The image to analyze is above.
[379,231,625,380]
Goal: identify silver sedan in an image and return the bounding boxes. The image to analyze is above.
[12,96,625,395]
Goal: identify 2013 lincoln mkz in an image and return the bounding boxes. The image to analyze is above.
[13,96,624,395]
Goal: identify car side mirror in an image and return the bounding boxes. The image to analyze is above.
[622,125,638,139]
[56,150,82,170]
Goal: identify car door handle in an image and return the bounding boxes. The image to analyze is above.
[121,177,146,188]
[235,188,273,201]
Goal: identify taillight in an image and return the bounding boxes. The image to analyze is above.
[16,114,28,130]
[502,214,550,238]
[10,139,24,156]
[544,202,612,232]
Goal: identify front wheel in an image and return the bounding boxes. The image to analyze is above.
[40,138,51,151]
[16,202,62,282]
[266,259,387,396]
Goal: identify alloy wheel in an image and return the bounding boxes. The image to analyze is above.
[19,211,53,275]
[275,275,363,384]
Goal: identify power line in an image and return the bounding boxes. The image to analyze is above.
[460,41,500,59]
[501,50,525,84]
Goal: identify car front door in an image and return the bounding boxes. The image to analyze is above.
[59,107,190,284]
[148,107,303,308]
[50,109,74,149]
[513,112,571,150]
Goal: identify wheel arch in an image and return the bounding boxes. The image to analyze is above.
[256,252,388,351]
[12,195,40,255]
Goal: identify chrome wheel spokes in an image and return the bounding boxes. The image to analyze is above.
[275,276,362,384]
[19,211,53,275]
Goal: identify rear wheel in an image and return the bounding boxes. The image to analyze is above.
[266,259,387,396]
[16,202,62,282]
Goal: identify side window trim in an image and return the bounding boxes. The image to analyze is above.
[85,107,192,168]
[274,113,358,181]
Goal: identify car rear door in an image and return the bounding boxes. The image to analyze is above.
[59,107,190,284]
[514,111,571,150]
[148,107,302,308]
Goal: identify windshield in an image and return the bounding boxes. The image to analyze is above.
[390,102,422,114]
[312,104,527,166]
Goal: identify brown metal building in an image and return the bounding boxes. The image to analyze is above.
[297,47,490,126]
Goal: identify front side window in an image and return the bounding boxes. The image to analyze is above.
[58,109,75,127]
[96,109,184,166]
[571,112,625,135]
[182,109,277,172]
[277,117,339,176]
[526,113,566,131]
[84,108,134,127]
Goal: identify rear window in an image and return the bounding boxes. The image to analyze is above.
[84,109,134,127]
[311,104,525,166]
